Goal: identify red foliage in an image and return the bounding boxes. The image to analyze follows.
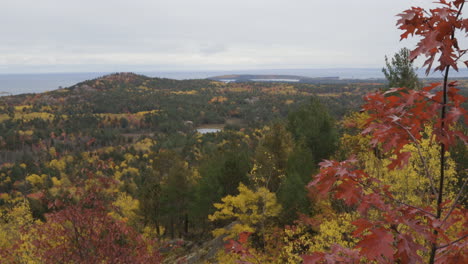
[302,1,468,263]
[224,232,253,257]
[31,178,161,264]
[362,84,467,169]
[306,153,467,262]
[303,245,360,264]
[397,0,468,74]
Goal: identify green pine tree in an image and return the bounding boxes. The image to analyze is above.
[382,47,421,89]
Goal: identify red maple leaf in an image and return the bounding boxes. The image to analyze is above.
[395,234,425,264]
[335,180,362,206]
[356,227,394,262]
[238,232,251,244]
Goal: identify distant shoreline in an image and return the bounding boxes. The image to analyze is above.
[1,68,468,96]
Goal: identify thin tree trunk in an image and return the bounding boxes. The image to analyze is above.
[156,220,161,237]
[170,217,175,239]
[429,64,450,264]
[184,213,189,236]
[428,3,464,262]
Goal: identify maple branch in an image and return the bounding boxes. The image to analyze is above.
[71,217,85,261]
[430,2,465,263]
[436,234,468,250]
[394,121,438,195]
[454,1,465,20]
[431,45,450,264]
[350,176,437,218]
[455,49,467,61]
[440,176,468,225]
[385,195,437,218]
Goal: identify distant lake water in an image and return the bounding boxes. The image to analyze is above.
[251,79,300,82]
[0,73,106,95]
[196,128,222,134]
[1,68,467,96]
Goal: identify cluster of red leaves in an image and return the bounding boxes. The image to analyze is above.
[302,245,360,264]
[362,83,467,169]
[305,158,468,263]
[303,1,468,261]
[5,178,162,264]
[397,0,468,73]
[224,232,255,263]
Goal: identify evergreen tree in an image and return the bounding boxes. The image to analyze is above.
[278,146,315,223]
[287,97,337,165]
[251,122,293,192]
[382,47,421,89]
[191,142,251,228]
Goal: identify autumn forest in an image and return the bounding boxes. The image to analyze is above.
[1,0,468,263]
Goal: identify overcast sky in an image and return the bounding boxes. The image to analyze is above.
[0,0,464,73]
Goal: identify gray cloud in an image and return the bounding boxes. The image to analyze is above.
[199,44,228,56]
[0,0,465,73]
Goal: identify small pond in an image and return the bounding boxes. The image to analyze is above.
[196,128,222,134]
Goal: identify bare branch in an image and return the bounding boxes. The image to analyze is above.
[385,194,437,218]
[441,176,468,225]
[394,121,438,196]
[350,177,437,218]
[436,234,468,250]
[430,2,465,263]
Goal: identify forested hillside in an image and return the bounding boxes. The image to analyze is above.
[1,0,468,262]
[0,68,466,262]
[0,73,387,262]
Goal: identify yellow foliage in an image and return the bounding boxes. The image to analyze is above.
[110,192,140,226]
[49,175,72,197]
[51,177,62,187]
[212,223,255,238]
[96,110,157,126]
[124,153,135,162]
[0,114,10,123]
[49,147,57,157]
[48,159,66,172]
[171,90,198,95]
[215,249,243,264]
[209,96,228,104]
[280,225,315,263]
[126,167,139,175]
[15,112,54,122]
[137,85,151,91]
[18,130,34,137]
[0,193,10,200]
[40,105,53,112]
[102,146,115,154]
[25,174,47,187]
[0,200,41,263]
[209,183,282,239]
[14,105,32,111]
[133,138,155,152]
[65,155,74,163]
[135,109,159,116]
[362,127,457,207]
[115,167,139,182]
[316,93,340,97]
[308,213,357,252]
[142,225,162,240]
[338,115,457,207]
